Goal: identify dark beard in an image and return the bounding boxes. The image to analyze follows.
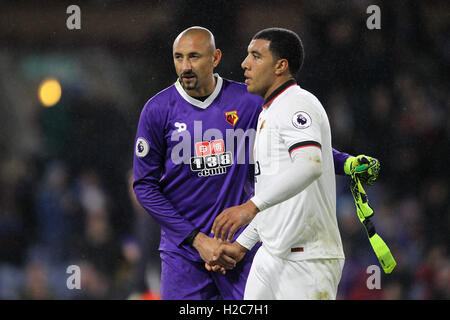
[179,72,198,90]
[180,77,198,90]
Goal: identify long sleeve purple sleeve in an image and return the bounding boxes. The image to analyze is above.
[332,148,351,176]
[133,101,196,247]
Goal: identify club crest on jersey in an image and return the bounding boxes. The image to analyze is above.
[135,137,150,158]
[225,111,239,126]
[292,111,312,129]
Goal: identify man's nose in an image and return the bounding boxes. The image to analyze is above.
[241,56,249,70]
[182,58,192,72]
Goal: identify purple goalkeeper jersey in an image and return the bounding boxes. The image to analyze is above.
[133,74,349,262]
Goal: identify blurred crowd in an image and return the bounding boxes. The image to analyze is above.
[0,0,448,299]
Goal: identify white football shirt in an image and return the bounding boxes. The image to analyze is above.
[237,80,345,261]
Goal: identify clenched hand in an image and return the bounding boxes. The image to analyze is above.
[205,241,248,274]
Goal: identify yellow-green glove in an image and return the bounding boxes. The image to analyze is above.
[350,174,396,274]
[344,155,380,185]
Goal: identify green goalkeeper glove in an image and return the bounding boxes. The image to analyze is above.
[350,173,396,274]
[344,155,380,185]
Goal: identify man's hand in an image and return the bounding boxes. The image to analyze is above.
[205,261,227,275]
[206,241,248,274]
[211,200,259,242]
[344,155,380,185]
[192,232,235,270]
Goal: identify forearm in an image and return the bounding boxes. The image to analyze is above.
[133,180,196,246]
[251,148,323,212]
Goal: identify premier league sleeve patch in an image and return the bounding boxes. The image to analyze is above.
[135,137,150,158]
[292,111,312,129]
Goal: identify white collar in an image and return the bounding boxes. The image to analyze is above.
[175,73,223,109]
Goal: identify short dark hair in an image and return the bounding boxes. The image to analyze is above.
[253,27,304,76]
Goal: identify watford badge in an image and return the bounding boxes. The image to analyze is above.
[225,111,239,126]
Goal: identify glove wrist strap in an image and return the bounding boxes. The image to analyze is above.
[344,156,356,175]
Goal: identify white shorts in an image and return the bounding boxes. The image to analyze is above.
[244,245,344,300]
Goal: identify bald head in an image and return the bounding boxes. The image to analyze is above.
[173,26,216,53]
[172,26,222,97]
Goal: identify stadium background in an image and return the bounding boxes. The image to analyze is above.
[0,0,448,299]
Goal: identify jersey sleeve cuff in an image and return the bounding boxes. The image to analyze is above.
[236,229,259,251]
[249,195,269,212]
[182,228,201,246]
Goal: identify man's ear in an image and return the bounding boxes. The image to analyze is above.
[274,58,289,76]
[213,49,222,68]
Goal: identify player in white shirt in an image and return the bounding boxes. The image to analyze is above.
[209,28,345,299]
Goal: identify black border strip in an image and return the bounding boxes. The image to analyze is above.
[288,141,322,154]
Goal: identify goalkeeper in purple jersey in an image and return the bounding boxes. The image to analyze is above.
[132,26,379,300]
